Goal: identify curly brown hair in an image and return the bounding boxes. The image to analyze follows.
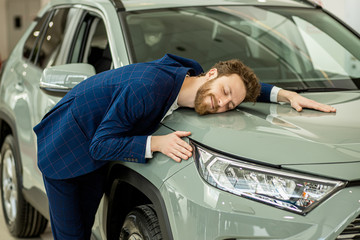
[209,59,261,102]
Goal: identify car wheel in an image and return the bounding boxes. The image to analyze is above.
[0,135,48,237]
[119,204,162,240]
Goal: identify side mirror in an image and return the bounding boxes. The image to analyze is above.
[40,63,96,97]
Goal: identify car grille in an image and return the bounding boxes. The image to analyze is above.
[336,215,360,239]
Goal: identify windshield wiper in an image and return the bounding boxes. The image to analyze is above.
[286,87,354,93]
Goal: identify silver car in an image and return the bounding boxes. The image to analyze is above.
[0,0,359,239]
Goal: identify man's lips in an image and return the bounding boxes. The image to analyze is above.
[210,95,214,110]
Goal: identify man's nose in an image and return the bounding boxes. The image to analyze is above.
[218,96,231,107]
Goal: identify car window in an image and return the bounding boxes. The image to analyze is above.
[69,13,113,73]
[23,11,51,61]
[125,6,360,91]
[34,8,77,69]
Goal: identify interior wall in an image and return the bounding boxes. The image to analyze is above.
[0,0,43,62]
[321,0,360,33]
[6,0,41,53]
[0,0,8,61]
[42,0,50,7]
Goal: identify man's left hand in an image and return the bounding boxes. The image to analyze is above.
[277,89,336,113]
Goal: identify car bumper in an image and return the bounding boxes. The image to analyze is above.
[161,162,360,240]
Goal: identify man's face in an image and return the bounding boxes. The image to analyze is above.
[195,73,246,115]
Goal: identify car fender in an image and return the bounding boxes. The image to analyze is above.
[106,163,174,240]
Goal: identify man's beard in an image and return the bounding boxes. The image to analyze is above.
[194,79,219,115]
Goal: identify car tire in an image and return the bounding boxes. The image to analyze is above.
[0,135,48,237]
[119,204,162,240]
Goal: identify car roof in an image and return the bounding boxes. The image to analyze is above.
[119,0,314,11]
[46,0,317,14]
[48,0,315,12]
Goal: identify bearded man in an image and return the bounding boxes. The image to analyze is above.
[33,54,335,240]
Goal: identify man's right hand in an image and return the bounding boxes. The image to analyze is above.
[151,131,192,162]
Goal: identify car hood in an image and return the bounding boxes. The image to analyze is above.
[162,91,360,181]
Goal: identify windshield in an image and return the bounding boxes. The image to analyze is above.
[125,6,360,91]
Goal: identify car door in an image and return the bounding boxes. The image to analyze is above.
[32,6,116,192]
[19,6,82,192]
[0,5,84,237]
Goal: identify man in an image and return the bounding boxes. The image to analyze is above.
[34,54,335,239]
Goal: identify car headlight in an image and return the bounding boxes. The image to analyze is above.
[192,142,346,215]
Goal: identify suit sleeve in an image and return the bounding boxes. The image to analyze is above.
[257,82,274,103]
[88,84,150,163]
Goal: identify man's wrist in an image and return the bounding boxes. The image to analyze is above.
[277,89,297,103]
[270,86,282,103]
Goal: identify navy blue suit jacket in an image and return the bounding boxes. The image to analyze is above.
[34,54,273,180]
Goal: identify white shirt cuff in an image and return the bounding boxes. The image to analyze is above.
[270,86,282,103]
[145,136,153,159]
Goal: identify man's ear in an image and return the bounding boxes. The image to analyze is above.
[206,68,218,81]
